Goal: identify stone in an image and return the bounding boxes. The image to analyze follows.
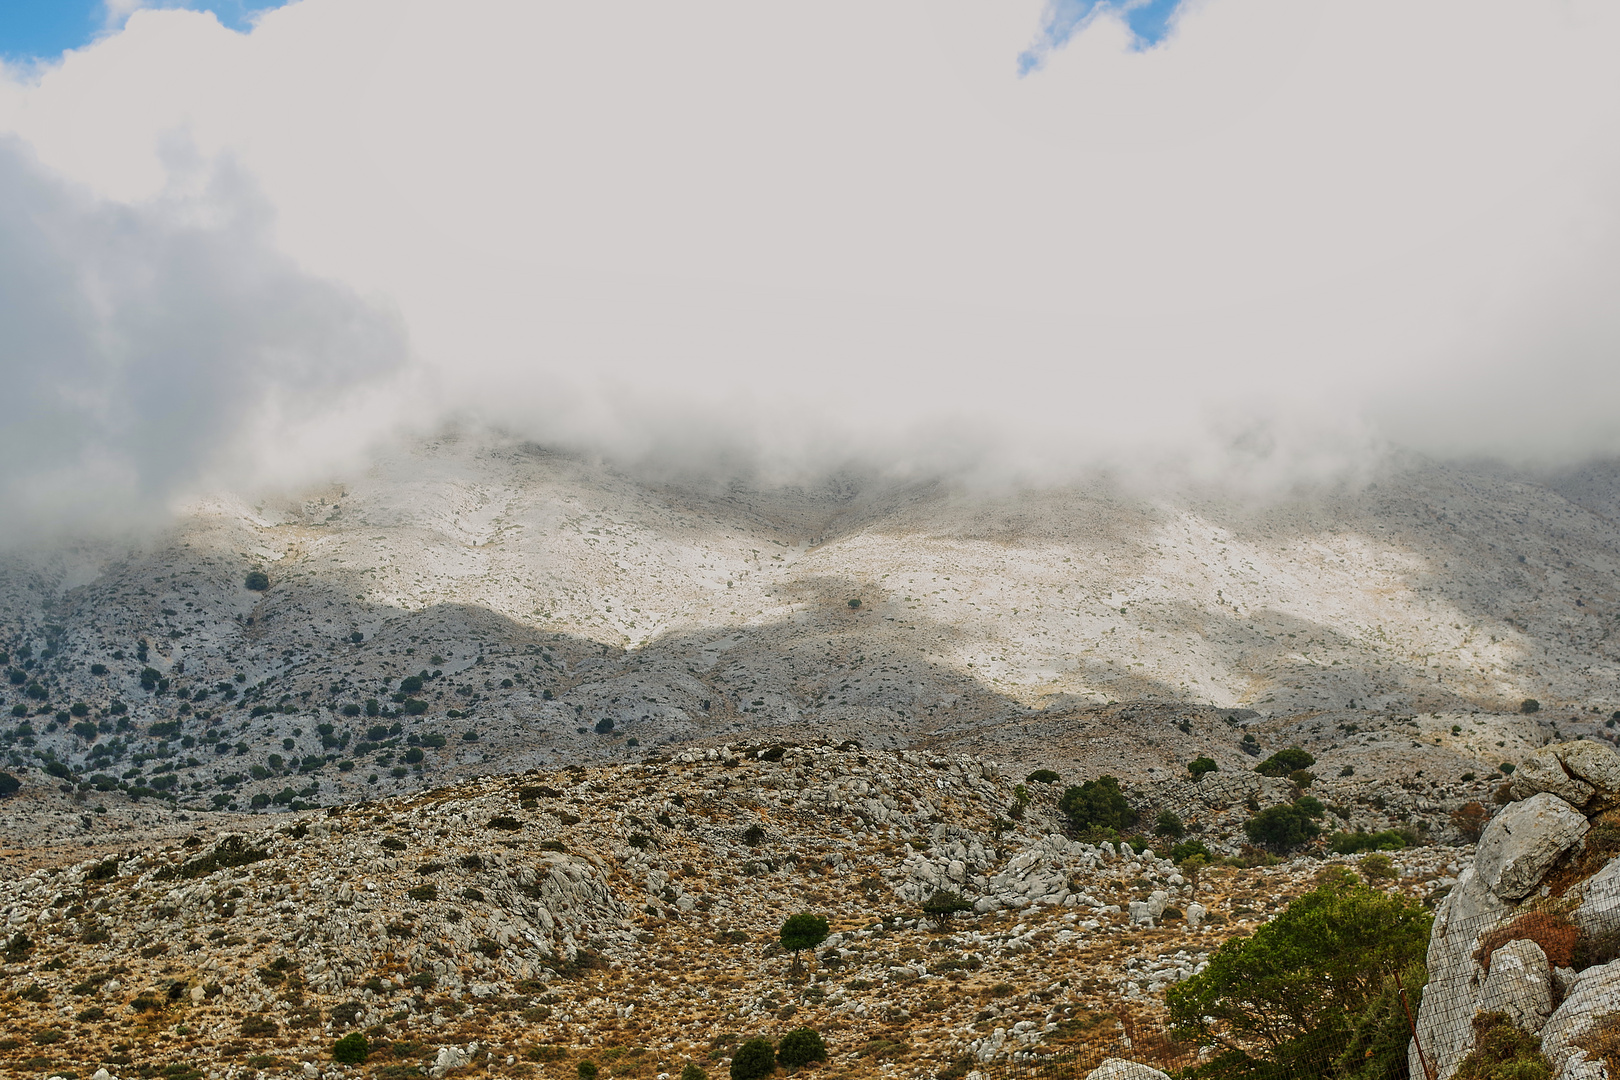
[431,1045,471,1077]
[1476,938,1553,1035]
[1474,793,1589,901]
[1084,1060,1171,1080]
[1185,902,1207,929]
[1541,958,1620,1080]
[1560,741,1620,804]
[1512,747,1596,807]
[1410,867,1512,1080]
[1128,901,1154,926]
[1147,891,1169,918]
[1572,856,1620,937]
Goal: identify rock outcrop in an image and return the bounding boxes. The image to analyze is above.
[1412,740,1620,1080]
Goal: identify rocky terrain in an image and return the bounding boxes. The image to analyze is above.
[0,742,1466,1080]
[2,436,1620,842]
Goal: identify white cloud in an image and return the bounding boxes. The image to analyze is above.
[2,0,1619,508]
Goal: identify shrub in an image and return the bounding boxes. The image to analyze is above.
[1058,776,1136,832]
[1475,912,1579,973]
[332,1033,370,1064]
[777,1028,828,1067]
[1454,1011,1552,1079]
[922,889,974,922]
[402,699,428,715]
[245,571,270,591]
[680,1065,709,1080]
[1188,756,1218,780]
[1360,853,1398,880]
[578,1062,599,1080]
[780,912,829,972]
[1154,810,1186,839]
[1169,869,1431,1078]
[0,771,19,798]
[1328,829,1412,855]
[1255,746,1315,777]
[595,718,615,734]
[1025,769,1060,784]
[1451,801,1490,842]
[1520,699,1541,715]
[729,1038,776,1080]
[1244,804,1321,851]
[1170,839,1212,864]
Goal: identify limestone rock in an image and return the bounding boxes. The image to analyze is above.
[1185,902,1207,929]
[1476,938,1553,1035]
[1084,1060,1171,1080]
[1541,958,1620,1080]
[1512,747,1596,807]
[1572,856,1620,937]
[1410,866,1511,1080]
[1474,793,1588,901]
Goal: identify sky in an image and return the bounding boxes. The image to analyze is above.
[2,0,1619,535]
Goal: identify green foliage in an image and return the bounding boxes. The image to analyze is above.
[1333,963,1428,1080]
[922,890,974,921]
[1171,839,1212,864]
[1255,746,1315,777]
[595,718,615,734]
[578,1062,600,1080]
[780,913,829,955]
[0,771,18,798]
[1168,869,1431,1079]
[153,835,270,881]
[777,1028,828,1067]
[1058,776,1136,832]
[679,1064,709,1080]
[1454,1011,1552,1080]
[1520,699,1541,715]
[245,570,270,591]
[332,1033,370,1064]
[1025,769,1061,784]
[1329,829,1413,855]
[1244,804,1322,851]
[1360,854,1398,881]
[1188,756,1219,780]
[1155,810,1187,839]
[729,1038,776,1080]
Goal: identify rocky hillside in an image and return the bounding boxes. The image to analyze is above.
[0,743,1465,1080]
[3,437,1620,838]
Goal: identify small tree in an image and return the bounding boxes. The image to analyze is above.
[1188,756,1218,781]
[1244,803,1322,852]
[1255,746,1315,777]
[1154,810,1186,839]
[922,889,973,924]
[578,1062,599,1080]
[1058,776,1136,833]
[1520,698,1541,715]
[729,1038,776,1080]
[1180,853,1209,897]
[245,570,270,591]
[679,1065,708,1080]
[0,771,20,798]
[777,1028,828,1068]
[1025,769,1061,784]
[332,1032,369,1064]
[779,913,829,974]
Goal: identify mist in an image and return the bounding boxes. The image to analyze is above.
[2,0,1619,525]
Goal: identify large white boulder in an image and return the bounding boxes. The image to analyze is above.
[1541,958,1620,1079]
[1573,856,1620,937]
[1084,1060,1171,1080]
[1477,938,1554,1035]
[1410,867,1512,1080]
[1475,793,1589,901]
[1513,747,1597,807]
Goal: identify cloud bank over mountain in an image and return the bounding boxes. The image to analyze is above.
[2,0,1619,523]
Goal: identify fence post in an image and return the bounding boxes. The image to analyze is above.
[1395,967,1438,1080]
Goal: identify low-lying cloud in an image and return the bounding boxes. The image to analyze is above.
[2,0,1619,525]
[0,138,407,540]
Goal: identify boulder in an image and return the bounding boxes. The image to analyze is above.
[1561,741,1620,804]
[1410,867,1511,1080]
[1474,793,1589,901]
[1572,857,1620,937]
[1128,901,1154,926]
[1513,747,1596,807]
[1541,958,1620,1080]
[1084,1060,1171,1080]
[1476,938,1553,1035]
[1185,901,1207,929]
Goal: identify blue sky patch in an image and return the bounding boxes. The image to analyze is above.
[1,1,290,62]
[1018,0,1187,75]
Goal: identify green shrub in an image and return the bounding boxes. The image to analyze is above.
[729,1038,776,1080]
[777,1028,828,1067]
[922,890,974,921]
[1168,869,1431,1078]
[1454,1011,1552,1079]
[0,771,19,798]
[1244,804,1322,851]
[679,1065,709,1080]
[1520,699,1541,715]
[1025,769,1060,784]
[1171,839,1212,864]
[332,1033,370,1064]
[1328,829,1412,854]
[1255,746,1315,777]
[578,1062,599,1080]
[780,913,829,971]
[1188,756,1218,780]
[1058,776,1136,832]
[245,571,270,591]
[1154,810,1186,839]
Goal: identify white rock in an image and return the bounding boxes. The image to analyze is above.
[1513,747,1596,807]
[1542,958,1620,1079]
[1185,902,1207,929]
[1477,938,1553,1035]
[1474,793,1589,901]
[1084,1059,1171,1080]
[1573,856,1620,937]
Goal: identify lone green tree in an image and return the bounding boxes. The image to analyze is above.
[729,1038,776,1080]
[1188,756,1218,781]
[1058,776,1136,833]
[777,1028,829,1068]
[779,912,829,975]
[1255,746,1315,777]
[1168,868,1431,1079]
[921,889,974,924]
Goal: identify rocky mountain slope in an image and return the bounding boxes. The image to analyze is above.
[2,436,1620,837]
[0,743,1464,1080]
